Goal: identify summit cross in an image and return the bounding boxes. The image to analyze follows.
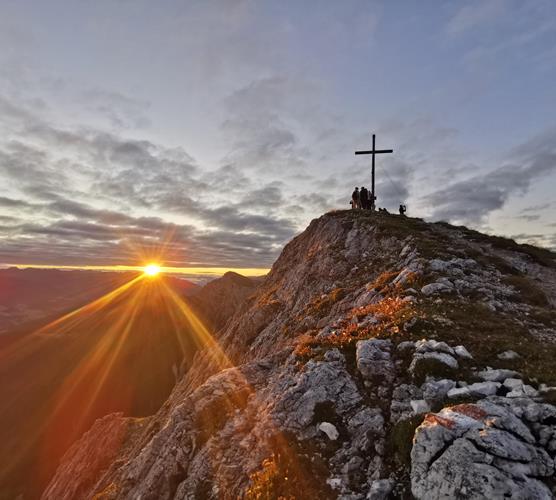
[355,133,394,210]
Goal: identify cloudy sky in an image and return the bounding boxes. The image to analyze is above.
[1,0,555,270]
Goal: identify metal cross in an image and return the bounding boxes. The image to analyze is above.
[355,133,393,210]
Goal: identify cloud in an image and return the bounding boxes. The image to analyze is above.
[425,128,556,225]
[448,2,556,71]
[0,196,36,209]
[81,88,151,129]
[236,183,285,210]
[1,195,292,267]
[0,96,300,267]
[508,231,556,251]
[520,203,552,213]
[446,0,505,36]
[220,76,320,171]
[516,214,541,222]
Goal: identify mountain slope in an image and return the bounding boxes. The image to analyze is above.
[187,271,259,332]
[43,211,556,499]
[0,272,253,500]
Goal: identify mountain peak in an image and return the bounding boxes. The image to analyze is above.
[44,210,556,499]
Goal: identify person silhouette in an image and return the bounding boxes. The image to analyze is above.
[352,187,361,209]
[399,204,407,216]
[360,187,369,209]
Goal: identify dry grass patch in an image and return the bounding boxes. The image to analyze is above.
[412,300,556,386]
[294,297,415,359]
[503,275,550,307]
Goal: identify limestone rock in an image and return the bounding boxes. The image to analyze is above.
[397,340,415,352]
[421,282,453,296]
[368,479,394,500]
[42,413,136,500]
[318,422,340,440]
[498,350,520,361]
[411,399,555,499]
[356,339,394,383]
[468,381,501,397]
[454,345,473,359]
[39,212,556,500]
[477,368,520,382]
[409,351,459,381]
[503,378,523,390]
[447,386,470,399]
[390,384,423,424]
[415,339,455,355]
[507,384,539,398]
[410,399,431,415]
[422,379,456,404]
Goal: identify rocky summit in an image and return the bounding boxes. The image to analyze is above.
[43,211,556,499]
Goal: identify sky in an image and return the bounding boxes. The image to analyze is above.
[1,0,555,271]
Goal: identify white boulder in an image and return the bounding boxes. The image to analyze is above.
[318,422,339,441]
[454,345,473,359]
[498,350,520,361]
[356,339,394,383]
[467,381,501,397]
[421,282,453,296]
[410,399,431,415]
[478,368,520,382]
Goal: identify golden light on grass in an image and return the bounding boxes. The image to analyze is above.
[143,263,161,277]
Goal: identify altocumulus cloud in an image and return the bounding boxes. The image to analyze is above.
[0,96,300,268]
[425,128,556,226]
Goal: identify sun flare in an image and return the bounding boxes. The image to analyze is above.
[144,264,161,277]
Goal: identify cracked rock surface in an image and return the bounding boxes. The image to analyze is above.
[412,398,555,499]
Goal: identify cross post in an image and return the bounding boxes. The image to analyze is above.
[355,133,393,210]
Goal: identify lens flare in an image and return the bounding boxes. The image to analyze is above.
[144,264,161,276]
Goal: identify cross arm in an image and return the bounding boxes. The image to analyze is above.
[354,149,394,155]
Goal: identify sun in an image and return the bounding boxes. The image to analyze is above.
[144,264,161,277]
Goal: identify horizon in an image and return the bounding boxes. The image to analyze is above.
[0,263,270,282]
[1,0,555,268]
[3,206,556,278]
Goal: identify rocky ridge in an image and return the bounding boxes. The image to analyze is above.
[43,211,556,499]
[187,271,259,333]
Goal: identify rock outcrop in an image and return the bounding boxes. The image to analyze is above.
[412,398,555,499]
[43,211,556,499]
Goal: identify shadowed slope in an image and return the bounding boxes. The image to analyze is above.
[0,273,239,499]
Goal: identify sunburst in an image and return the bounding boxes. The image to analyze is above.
[144,263,161,277]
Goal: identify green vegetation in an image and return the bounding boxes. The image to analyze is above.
[411,300,556,386]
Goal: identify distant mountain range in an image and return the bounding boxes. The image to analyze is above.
[0,268,198,340]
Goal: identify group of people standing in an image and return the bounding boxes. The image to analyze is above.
[351,186,407,215]
[351,186,375,210]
